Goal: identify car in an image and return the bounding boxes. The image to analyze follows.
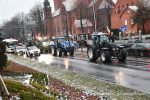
[122,39,143,48]
[49,36,75,56]
[26,46,40,57]
[15,45,26,56]
[127,43,150,57]
[87,32,127,63]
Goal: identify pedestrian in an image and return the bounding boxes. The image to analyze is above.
[109,32,115,43]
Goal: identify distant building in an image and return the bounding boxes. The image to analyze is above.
[43,0,114,39]
[111,0,150,37]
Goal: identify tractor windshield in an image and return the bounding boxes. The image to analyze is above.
[92,34,109,43]
[100,35,109,43]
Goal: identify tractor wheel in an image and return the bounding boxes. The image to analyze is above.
[100,51,111,63]
[117,49,127,62]
[51,47,57,56]
[57,48,62,57]
[69,49,74,56]
[87,46,98,61]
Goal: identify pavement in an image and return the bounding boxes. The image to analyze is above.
[75,47,150,62]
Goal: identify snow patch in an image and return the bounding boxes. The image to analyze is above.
[88,0,97,8]
[99,0,112,9]
[52,8,61,17]
[128,6,139,12]
[63,0,77,11]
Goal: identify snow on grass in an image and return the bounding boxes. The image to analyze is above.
[8,54,150,99]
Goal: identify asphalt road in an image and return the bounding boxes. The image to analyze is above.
[32,53,150,94]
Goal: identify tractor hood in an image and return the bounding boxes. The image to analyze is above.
[108,42,119,48]
[61,41,74,48]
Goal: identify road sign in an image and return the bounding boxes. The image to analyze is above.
[120,25,127,32]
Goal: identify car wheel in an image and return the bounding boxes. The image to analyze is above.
[57,48,62,57]
[87,46,98,61]
[100,51,111,63]
[117,49,127,62]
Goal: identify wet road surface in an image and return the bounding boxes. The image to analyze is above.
[32,54,150,94]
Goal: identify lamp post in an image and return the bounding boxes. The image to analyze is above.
[92,0,97,33]
[88,0,97,33]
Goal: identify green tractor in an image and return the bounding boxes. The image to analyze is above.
[35,37,51,54]
[87,32,127,63]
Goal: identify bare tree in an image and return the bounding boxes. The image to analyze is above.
[29,3,44,36]
[2,13,25,40]
[134,0,150,34]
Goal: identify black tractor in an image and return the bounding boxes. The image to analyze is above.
[87,32,127,63]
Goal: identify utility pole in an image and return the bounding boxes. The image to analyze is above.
[88,0,97,33]
[92,0,97,33]
[80,0,84,34]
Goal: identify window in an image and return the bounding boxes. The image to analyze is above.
[122,5,125,11]
[131,18,134,25]
[125,19,128,25]
[127,3,129,7]
[117,6,121,13]
[132,2,134,5]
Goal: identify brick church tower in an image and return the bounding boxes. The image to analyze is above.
[43,0,53,37]
[53,0,64,11]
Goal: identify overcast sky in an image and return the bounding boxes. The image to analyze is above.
[0,0,117,25]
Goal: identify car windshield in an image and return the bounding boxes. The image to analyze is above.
[16,46,25,49]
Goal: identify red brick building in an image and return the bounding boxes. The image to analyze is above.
[111,0,150,37]
[44,0,114,40]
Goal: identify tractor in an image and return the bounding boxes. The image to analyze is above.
[87,32,127,63]
[49,36,75,57]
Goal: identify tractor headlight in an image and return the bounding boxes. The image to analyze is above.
[42,42,47,47]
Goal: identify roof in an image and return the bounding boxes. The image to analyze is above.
[141,0,150,8]
[128,6,139,12]
[63,0,77,11]
[74,19,93,28]
[2,38,18,42]
[52,8,61,17]
[88,0,98,8]
[92,32,108,35]
[88,0,114,8]
[99,0,112,9]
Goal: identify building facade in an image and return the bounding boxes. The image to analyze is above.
[44,0,114,40]
[111,0,150,37]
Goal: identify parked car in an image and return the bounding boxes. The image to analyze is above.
[26,46,40,57]
[127,43,150,57]
[122,40,143,48]
[15,45,26,56]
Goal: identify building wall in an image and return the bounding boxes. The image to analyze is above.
[111,0,139,29]
[50,0,114,38]
[53,0,64,11]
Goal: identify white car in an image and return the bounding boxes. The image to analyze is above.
[15,46,26,56]
[6,45,15,53]
[26,46,40,57]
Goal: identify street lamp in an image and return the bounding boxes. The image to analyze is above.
[88,0,97,33]
[92,0,97,33]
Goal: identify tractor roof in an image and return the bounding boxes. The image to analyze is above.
[92,32,108,36]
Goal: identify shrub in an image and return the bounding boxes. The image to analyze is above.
[0,41,7,70]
